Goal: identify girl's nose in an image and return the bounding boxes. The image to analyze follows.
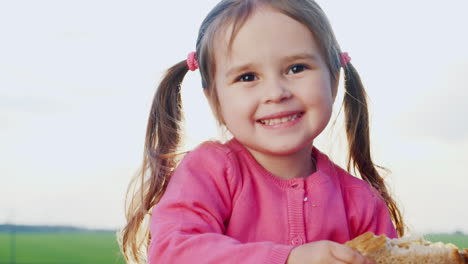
[263,78,292,104]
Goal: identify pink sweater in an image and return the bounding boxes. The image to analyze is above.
[148,139,397,263]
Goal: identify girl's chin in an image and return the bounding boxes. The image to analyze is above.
[247,141,314,157]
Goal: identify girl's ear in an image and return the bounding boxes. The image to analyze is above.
[331,70,340,101]
[204,88,226,125]
[203,88,215,111]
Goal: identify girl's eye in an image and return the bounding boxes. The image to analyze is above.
[237,73,257,82]
[288,64,308,74]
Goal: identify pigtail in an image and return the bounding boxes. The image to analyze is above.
[342,63,405,237]
[120,60,189,263]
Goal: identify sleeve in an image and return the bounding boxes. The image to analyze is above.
[345,184,398,239]
[147,143,293,264]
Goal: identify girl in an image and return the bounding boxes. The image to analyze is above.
[121,0,405,263]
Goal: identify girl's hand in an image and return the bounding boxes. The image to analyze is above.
[286,240,375,264]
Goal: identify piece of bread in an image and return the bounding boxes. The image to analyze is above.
[345,232,468,264]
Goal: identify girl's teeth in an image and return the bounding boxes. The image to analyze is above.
[260,113,300,126]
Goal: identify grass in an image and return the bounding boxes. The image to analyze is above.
[424,233,468,249]
[0,232,125,264]
[0,231,466,264]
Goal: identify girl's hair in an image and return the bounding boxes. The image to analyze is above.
[120,0,405,262]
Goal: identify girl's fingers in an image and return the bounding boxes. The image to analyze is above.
[332,261,347,264]
[330,243,374,264]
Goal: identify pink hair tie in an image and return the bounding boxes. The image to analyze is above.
[187,51,199,71]
[340,52,351,67]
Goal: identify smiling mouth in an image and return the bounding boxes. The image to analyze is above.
[257,112,304,126]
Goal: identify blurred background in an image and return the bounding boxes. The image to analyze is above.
[1,0,467,262]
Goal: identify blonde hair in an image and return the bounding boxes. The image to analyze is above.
[120,0,405,262]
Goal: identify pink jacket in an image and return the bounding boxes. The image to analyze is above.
[148,139,397,263]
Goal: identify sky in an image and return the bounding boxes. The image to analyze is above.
[1,0,467,234]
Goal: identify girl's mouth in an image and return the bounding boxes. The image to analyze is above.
[257,112,304,126]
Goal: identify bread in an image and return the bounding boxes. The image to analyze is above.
[345,232,468,264]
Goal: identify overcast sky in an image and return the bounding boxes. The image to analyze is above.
[1,0,467,234]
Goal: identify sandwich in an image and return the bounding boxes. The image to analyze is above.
[345,232,468,264]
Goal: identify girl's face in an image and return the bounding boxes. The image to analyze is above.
[212,6,336,162]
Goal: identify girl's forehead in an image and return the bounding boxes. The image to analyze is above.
[209,6,269,46]
[212,7,319,61]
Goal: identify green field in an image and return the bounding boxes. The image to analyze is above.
[0,232,467,264]
[424,233,468,249]
[0,232,125,264]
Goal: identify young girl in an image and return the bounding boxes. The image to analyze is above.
[121,0,405,263]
